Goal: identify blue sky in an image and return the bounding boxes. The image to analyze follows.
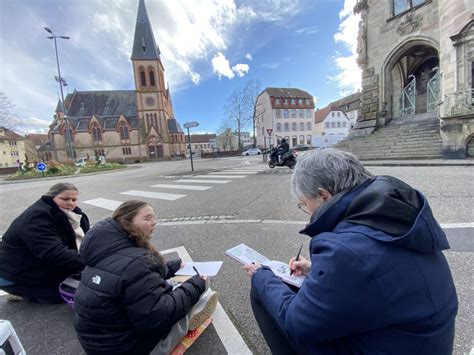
[0,0,361,134]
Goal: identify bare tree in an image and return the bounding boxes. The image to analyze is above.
[0,92,20,131]
[243,80,263,148]
[224,87,250,151]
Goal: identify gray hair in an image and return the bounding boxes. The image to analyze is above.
[291,148,373,199]
[44,182,79,197]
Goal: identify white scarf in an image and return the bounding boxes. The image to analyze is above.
[61,208,85,249]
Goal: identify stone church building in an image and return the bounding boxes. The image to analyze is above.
[340,0,474,159]
[45,0,186,162]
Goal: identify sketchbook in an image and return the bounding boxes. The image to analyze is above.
[225,243,305,288]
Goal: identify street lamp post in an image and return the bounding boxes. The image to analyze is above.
[44,27,74,160]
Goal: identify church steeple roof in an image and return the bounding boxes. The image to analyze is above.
[55,99,64,113]
[131,0,160,60]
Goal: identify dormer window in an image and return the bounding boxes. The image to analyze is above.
[393,0,426,16]
[92,124,102,142]
[275,98,281,105]
[120,123,130,140]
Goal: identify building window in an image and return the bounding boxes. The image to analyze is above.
[298,109,304,118]
[291,110,297,118]
[120,124,130,140]
[149,69,156,86]
[343,121,347,128]
[276,123,282,132]
[298,98,303,105]
[393,0,426,16]
[306,122,312,131]
[306,109,312,118]
[275,98,281,105]
[299,122,305,131]
[337,121,341,128]
[95,149,105,156]
[92,125,102,142]
[284,123,289,132]
[299,135,305,144]
[290,98,296,105]
[154,113,158,127]
[122,147,132,155]
[325,122,330,128]
[332,112,335,117]
[275,109,281,118]
[291,122,297,131]
[331,122,336,128]
[140,68,147,87]
[283,98,288,105]
[283,110,289,118]
[305,98,311,105]
[306,135,311,145]
[337,112,340,117]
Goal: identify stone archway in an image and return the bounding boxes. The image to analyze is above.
[147,136,163,159]
[381,37,439,119]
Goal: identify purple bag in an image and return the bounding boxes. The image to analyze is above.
[59,273,81,308]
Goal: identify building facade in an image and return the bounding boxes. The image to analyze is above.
[0,127,26,168]
[44,0,186,162]
[255,87,315,149]
[353,0,474,158]
[186,134,217,157]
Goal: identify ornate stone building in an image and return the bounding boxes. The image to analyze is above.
[45,0,186,162]
[351,0,473,158]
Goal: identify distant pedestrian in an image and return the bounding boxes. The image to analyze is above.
[243,148,458,354]
[74,200,218,355]
[0,182,89,303]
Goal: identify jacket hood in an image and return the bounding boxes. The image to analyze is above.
[80,217,137,266]
[301,176,449,253]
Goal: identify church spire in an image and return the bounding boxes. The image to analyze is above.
[131,0,160,60]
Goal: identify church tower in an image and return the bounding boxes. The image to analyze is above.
[131,0,184,159]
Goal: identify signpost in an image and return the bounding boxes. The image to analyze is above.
[184,121,199,171]
[36,162,47,177]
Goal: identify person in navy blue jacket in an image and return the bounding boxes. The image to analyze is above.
[243,148,458,355]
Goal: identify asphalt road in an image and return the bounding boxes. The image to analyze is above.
[0,156,472,354]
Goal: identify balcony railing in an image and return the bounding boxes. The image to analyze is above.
[442,89,474,117]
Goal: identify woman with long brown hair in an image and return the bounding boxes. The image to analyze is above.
[73,200,217,355]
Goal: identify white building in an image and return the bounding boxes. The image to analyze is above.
[255,87,315,148]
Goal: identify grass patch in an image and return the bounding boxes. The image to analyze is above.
[79,163,126,174]
[6,166,76,180]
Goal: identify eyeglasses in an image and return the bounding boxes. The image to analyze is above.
[142,216,157,222]
[297,202,309,214]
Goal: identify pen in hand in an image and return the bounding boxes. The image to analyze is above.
[193,265,201,277]
[290,243,303,276]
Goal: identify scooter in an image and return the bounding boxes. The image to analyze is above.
[268,148,297,169]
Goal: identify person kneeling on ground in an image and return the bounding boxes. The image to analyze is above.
[0,182,89,303]
[243,148,458,355]
[73,200,218,355]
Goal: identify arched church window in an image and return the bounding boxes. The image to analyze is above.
[146,113,150,127]
[149,69,156,86]
[140,68,147,87]
[120,123,129,140]
[154,113,158,128]
[92,124,102,142]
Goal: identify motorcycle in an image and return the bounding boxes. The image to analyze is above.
[268,148,297,169]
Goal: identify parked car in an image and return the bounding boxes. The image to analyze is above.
[76,156,106,167]
[241,148,262,156]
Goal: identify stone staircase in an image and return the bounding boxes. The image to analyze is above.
[335,113,443,160]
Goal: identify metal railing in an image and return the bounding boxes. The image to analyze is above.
[442,89,474,117]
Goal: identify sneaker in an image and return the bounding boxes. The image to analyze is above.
[189,290,218,331]
[6,293,24,302]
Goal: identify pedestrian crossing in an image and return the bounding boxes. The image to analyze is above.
[83,164,266,211]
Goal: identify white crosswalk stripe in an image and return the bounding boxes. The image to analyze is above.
[194,174,247,178]
[151,184,213,191]
[121,190,186,201]
[220,171,259,174]
[83,198,123,211]
[174,179,231,184]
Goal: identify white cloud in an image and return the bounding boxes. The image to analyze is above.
[212,52,235,79]
[260,62,281,69]
[232,63,250,77]
[295,25,319,35]
[332,0,361,93]
[245,52,253,60]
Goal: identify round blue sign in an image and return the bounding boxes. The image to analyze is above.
[36,162,46,171]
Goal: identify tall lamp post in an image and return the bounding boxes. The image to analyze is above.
[44,27,74,160]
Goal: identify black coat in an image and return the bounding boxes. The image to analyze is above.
[73,218,205,355]
[0,196,89,293]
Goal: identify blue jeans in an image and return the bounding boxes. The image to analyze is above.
[250,285,307,355]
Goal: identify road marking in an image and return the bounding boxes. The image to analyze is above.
[161,246,252,355]
[83,198,123,211]
[441,222,474,229]
[158,218,307,226]
[151,184,213,191]
[220,171,259,174]
[174,179,231,184]
[193,175,247,178]
[121,190,186,201]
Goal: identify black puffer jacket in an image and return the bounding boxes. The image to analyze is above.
[73,217,205,355]
[0,196,89,295]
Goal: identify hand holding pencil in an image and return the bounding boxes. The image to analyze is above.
[289,244,311,277]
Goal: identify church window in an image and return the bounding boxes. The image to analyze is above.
[122,147,132,155]
[146,113,150,127]
[120,124,129,140]
[393,0,426,16]
[92,125,102,142]
[154,114,158,128]
[149,69,156,86]
[140,68,147,87]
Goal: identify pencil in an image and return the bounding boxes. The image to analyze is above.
[193,265,201,277]
[290,243,303,276]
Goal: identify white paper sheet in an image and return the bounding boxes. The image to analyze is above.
[174,261,223,277]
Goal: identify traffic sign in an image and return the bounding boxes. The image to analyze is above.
[36,162,46,171]
[266,129,273,136]
[184,121,199,128]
